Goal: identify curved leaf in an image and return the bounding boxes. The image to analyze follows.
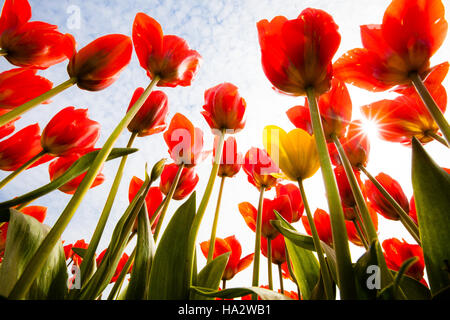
[411,138,450,295]
[0,148,138,209]
[148,192,197,300]
[190,286,293,300]
[0,209,67,299]
[190,252,230,300]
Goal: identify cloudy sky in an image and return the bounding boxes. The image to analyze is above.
[1,0,449,294]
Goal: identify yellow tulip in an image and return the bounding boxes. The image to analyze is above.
[263,125,320,181]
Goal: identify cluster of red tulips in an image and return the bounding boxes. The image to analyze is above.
[0,0,449,301]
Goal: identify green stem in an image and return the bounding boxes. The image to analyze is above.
[0,49,7,56]
[107,247,136,300]
[0,78,77,128]
[185,129,226,289]
[410,73,450,145]
[7,76,160,300]
[332,134,397,292]
[353,219,369,250]
[278,263,284,294]
[81,132,137,283]
[153,163,184,241]
[267,237,273,290]
[426,131,449,148]
[0,151,46,190]
[306,87,356,299]
[222,279,226,290]
[298,179,334,300]
[149,196,166,226]
[285,247,300,298]
[207,176,226,263]
[358,165,421,245]
[251,186,265,300]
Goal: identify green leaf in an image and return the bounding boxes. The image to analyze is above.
[353,240,379,300]
[71,247,87,259]
[272,212,319,300]
[190,252,230,300]
[126,204,155,300]
[395,272,431,300]
[0,209,67,299]
[148,192,197,300]
[411,138,450,295]
[0,148,138,209]
[190,286,293,300]
[378,257,418,300]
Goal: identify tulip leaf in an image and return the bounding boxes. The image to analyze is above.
[71,247,87,259]
[411,138,450,295]
[394,272,431,300]
[148,192,197,300]
[0,209,67,299]
[272,211,319,300]
[190,286,293,300]
[353,240,379,300]
[190,252,230,300]
[126,204,155,300]
[377,257,418,300]
[0,148,138,209]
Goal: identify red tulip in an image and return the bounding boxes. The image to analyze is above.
[0,68,52,110]
[200,235,254,281]
[49,151,105,194]
[261,233,287,265]
[0,205,47,254]
[345,206,378,247]
[216,136,242,178]
[127,88,168,137]
[67,34,132,91]
[257,8,341,96]
[201,82,246,133]
[382,238,426,285]
[239,194,293,240]
[96,249,130,283]
[63,239,88,266]
[0,109,18,139]
[163,113,203,168]
[0,123,49,171]
[364,172,409,221]
[334,0,448,91]
[128,176,164,232]
[409,196,418,225]
[132,13,201,87]
[243,147,279,190]
[41,107,100,157]
[0,0,75,69]
[159,163,199,200]
[361,77,447,146]
[301,208,333,247]
[329,121,370,168]
[334,165,365,209]
[275,183,304,222]
[287,78,352,141]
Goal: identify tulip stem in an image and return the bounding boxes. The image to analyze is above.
[352,218,369,250]
[306,87,356,299]
[7,76,160,300]
[0,49,7,56]
[427,131,449,148]
[251,186,265,300]
[410,73,450,145]
[207,176,226,263]
[0,78,77,128]
[332,134,397,292]
[81,132,137,283]
[358,165,421,245]
[277,263,284,294]
[222,280,226,290]
[298,179,334,300]
[267,237,273,290]
[153,163,184,241]
[285,247,300,298]
[185,129,226,290]
[107,247,136,300]
[0,150,47,190]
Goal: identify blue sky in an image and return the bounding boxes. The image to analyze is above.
[0,0,449,293]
